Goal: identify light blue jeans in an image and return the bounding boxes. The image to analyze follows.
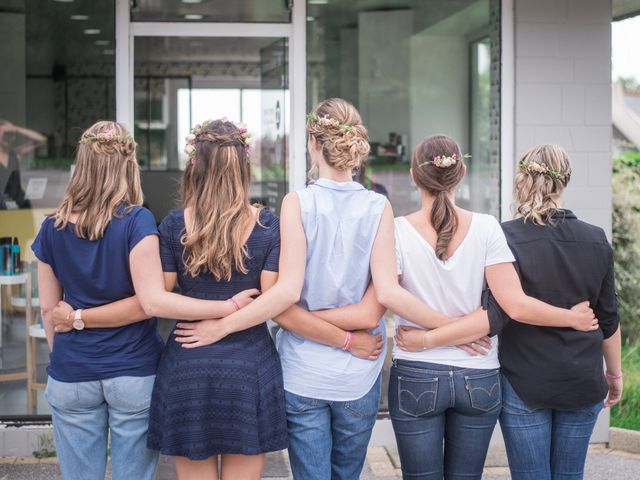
[45,375,158,480]
[284,374,381,480]
[500,374,604,480]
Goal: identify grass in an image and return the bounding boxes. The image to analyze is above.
[611,342,640,430]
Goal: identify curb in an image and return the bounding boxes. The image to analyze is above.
[609,427,640,454]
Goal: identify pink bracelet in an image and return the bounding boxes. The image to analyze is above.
[228,298,240,312]
[605,371,623,380]
[342,332,353,351]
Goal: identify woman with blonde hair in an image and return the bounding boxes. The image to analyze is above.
[492,144,622,480]
[34,120,262,480]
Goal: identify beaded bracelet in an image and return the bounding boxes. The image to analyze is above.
[605,371,623,380]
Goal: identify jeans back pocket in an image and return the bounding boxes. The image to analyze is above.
[464,370,501,412]
[398,376,438,417]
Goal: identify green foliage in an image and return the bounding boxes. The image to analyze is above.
[611,343,640,430]
[612,151,640,343]
[32,432,56,458]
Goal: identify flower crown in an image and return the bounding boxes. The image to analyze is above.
[306,113,355,133]
[419,153,470,168]
[79,130,133,145]
[518,160,566,180]
[184,118,251,164]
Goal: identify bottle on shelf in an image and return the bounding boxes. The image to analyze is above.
[11,237,21,275]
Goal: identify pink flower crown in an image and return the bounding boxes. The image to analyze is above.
[419,153,471,168]
[184,118,251,164]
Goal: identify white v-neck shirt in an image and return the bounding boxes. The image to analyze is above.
[393,213,515,369]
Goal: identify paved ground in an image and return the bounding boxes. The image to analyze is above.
[1,445,639,479]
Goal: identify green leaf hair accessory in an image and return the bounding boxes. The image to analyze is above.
[306,113,355,133]
[518,160,566,179]
[79,130,134,145]
[419,153,470,168]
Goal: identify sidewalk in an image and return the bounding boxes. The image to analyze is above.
[1,445,640,479]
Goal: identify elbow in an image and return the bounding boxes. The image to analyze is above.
[139,298,159,317]
[376,291,393,311]
[502,303,525,322]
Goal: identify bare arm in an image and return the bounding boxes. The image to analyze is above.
[172,193,306,347]
[36,261,62,350]
[313,283,386,331]
[370,201,453,329]
[129,235,257,319]
[50,272,174,331]
[394,309,491,352]
[603,326,623,407]
[485,262,598,330]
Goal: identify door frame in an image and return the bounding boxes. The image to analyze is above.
[114,0,307,193]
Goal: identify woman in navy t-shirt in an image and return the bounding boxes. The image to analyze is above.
[34,121,257,480]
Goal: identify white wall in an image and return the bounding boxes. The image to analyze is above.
[513,0,612,235]
[512,0,613,443]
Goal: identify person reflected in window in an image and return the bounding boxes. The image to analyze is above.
[0,119,46,209]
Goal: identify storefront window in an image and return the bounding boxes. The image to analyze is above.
[0,0,116,417]
[306,0,500,217]
[134,36,288,221]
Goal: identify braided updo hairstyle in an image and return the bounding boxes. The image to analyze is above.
[307,98,370,172]
[54,121,142,240]
[411,134,466,261]
[514,144,571,225]
[180,118,258,280]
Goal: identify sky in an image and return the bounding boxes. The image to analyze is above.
[612,15,640,82]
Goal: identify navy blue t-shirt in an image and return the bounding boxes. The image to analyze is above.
[31,206,164,382]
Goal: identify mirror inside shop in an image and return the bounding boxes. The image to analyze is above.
[0,0,498,416]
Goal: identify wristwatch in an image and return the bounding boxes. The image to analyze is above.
[72,309,85,331]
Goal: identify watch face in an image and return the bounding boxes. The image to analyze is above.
[72,319,85,331]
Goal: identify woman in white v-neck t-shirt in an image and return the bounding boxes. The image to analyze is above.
[367,134,599,480]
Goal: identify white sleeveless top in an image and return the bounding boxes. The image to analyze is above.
[393,213,515,369]
[276,178,387,401]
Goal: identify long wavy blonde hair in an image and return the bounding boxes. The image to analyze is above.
[307,98,370,174]
[54,121,142,240]
[180,119,257,280]
[514,144,572,225]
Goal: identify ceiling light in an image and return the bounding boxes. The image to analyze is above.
[95,40,110,46]
[53,0,74,3]
[103,49,115,55]
[184,14,203,20]
[83,29,101,35]
[70,15,89,20]
[307,16,315,22]
[308,0,329,4]
[181,0,202,3]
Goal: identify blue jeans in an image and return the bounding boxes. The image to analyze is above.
[500,374,603,480]
[389,360,501,480]
[45,375,158,480]
[284,374,381,480]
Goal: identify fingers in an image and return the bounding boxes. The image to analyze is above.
[572,300,590,310]
[238,288,261,297]
[457,344,479,356]
[54,326,72,333]
[175,322,197,330]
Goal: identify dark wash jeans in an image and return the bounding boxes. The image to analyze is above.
[500,374,603,480]
[389,359,501,480]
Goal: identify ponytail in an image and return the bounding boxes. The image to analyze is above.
[431,191,459,261]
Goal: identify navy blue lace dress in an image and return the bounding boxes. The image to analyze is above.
[147,209,288,459]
